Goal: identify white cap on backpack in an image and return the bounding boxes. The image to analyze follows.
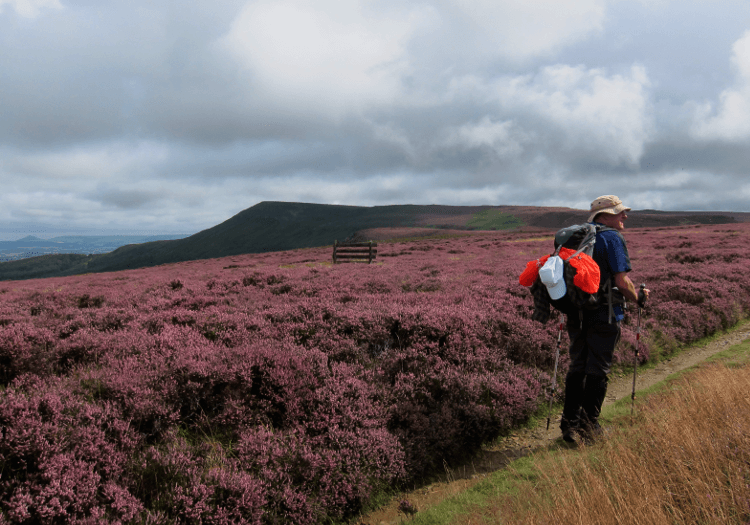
[539,256,566,300]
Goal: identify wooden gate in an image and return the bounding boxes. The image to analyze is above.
[332,241,377,264]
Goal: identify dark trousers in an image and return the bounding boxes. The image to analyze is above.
[561,316,621,432]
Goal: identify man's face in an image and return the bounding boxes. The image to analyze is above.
[600,211,628,231]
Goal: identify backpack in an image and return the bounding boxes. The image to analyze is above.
[520,223,625,323]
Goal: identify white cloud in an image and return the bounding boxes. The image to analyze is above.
[0,176,246,232]
[360,61,654,173]
[417,184,510,205]
[431,64,653,167]
[219,0,612,116]
[0,0,61,18]
[491,64,654,165]
[441,117,525,158]
[221,0,430,115]
[445,0,607,62]
[649,171,694,189]
[692,30,750,141]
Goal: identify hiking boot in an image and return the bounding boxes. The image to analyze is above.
[562,428,577,443]
[577,421,604,445]
[560,416,579,443]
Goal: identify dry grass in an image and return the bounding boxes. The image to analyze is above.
[464,363,750,525]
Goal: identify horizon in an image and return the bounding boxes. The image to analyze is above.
[2,200,747,242]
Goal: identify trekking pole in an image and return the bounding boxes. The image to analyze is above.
[547,313,565,431]
[631,283,646,417]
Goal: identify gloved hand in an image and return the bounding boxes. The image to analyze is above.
[637,286,648,309]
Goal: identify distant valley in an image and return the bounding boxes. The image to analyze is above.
[0,234,192,263]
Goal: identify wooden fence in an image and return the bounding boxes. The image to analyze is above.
[332,241,377,264]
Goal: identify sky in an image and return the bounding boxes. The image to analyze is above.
[2,0,750,239]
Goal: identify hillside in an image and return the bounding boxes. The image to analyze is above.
[1,201,748,281]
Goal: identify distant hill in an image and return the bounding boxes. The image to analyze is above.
[0,234,191,263]
[494,206,749,230]
[1,201,748,281]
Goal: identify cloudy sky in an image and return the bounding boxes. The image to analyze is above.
[2,0,750,238]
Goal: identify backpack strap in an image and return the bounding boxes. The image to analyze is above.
[592,224,627,324]
[594,224,627,245]
[600,277,614,324]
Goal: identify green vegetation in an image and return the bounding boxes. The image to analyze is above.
[467,209,525,230]
[393,328,750,525]
[399,456,540,524]
[0,253,94,281]
[709,339,750,368]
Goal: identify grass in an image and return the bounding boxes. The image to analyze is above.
[467,210,525,231]
[378,232,476,244]
[508,236,554,243]
[610,316,750,381]
[397,336,750,525]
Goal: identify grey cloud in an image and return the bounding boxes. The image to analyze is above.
[0,0,248,147]
[640,140,750,175]
[3,0,750,238]
[89,187,162,210]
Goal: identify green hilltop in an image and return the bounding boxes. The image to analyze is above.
[0,202,487,281]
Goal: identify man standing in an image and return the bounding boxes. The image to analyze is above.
[561,195,649,443]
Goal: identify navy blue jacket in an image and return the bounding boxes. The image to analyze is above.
[590,222,631,323]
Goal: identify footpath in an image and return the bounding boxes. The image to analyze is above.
[357,319,750,525]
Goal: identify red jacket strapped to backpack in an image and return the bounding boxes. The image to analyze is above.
[519,247,600,294]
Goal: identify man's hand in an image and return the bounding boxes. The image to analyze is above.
[637,285,648,308]
[614,272,650,305]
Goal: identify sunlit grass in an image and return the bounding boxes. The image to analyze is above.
[437,340,750,525]
[507,236,554,243]
[467,210,525,230]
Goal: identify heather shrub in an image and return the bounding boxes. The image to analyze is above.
[56,328,108,370]
[0,324,57,383]
[235,419,402,523]
[80,361,179,444]
[0,377,143,524]
[385,356,544,477]
[485,312,559,369]
[91,307,132,332]
[612,321,647,366]
[79,329,404,523]
[76,294,104,309]
[155,340,404,523]
[369,305,546,476]
[2,224,750,522]
[135,436,265,524]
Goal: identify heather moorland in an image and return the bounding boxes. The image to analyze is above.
[1,223,749,523]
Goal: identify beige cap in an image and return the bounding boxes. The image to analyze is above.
[588,195,631,223]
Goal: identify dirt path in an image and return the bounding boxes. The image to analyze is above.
[357,320,750,525]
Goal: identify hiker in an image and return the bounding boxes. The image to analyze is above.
[560,195,649,443]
